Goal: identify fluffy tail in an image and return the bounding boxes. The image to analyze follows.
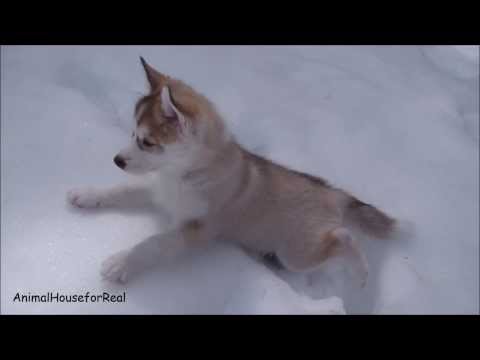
[345,197,396,239]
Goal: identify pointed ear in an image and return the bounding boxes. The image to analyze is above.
[161,86,182,120]
[140,56,167,90]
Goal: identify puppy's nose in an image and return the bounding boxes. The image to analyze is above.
[114,155,126,169]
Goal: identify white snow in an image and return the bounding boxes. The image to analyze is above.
[1,45,478,314]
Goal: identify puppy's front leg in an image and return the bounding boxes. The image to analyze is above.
[67,184,153,210]
[101,219,211,283]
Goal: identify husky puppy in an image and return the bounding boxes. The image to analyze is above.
[67,57,396,286]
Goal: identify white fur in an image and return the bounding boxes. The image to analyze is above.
[160,86,177,118]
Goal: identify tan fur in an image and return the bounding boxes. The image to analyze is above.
[134,60,394,282]
[135,66,225,148]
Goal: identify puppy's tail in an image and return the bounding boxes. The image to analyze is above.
[344,197,397,239]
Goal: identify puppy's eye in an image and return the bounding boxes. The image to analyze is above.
[143,139,155,147]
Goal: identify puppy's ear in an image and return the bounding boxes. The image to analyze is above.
[139,56,167,91]
[161,86,185,125]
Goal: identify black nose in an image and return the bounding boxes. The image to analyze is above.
[114,155,126,169]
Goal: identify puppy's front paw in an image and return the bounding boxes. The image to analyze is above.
[67,188,103,208]
[101,250,131,284]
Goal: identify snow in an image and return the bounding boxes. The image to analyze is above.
[1,45,478,314]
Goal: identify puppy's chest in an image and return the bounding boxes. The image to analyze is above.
[150,175,208,224]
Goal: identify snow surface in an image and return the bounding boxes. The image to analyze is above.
[1,45,478,314]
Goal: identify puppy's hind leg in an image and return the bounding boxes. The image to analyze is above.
[329,228,369,288]
[278,227,369,288]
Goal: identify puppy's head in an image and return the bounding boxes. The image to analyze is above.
[114,57,226,175]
